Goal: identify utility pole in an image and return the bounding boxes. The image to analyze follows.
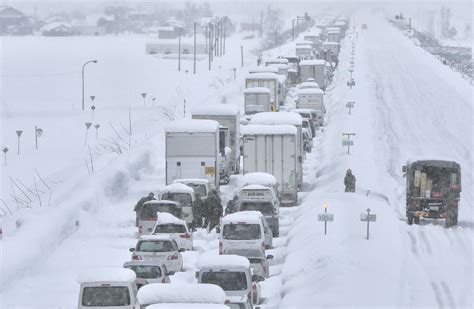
[223,18,226,55]
[240,45,244,67]
[193,21,197,74]
[208,22,212,70]
[178,28,181,71]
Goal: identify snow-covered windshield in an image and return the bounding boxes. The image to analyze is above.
[201,271,248,291]
[154,224,186,234]
[248,258,263,264]
[240,201,274,215]
[223,223,261,240]
[125,265,162,279]
[82,286,130,306]
[137,240,176,252]
[161,193,192,207]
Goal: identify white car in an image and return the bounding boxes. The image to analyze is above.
[224,248,274,278]
[123,261,171,289]
[129,235,184,274]
[173,178,210,200]
[152,212,193,251]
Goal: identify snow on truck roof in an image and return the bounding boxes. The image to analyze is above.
[296,44,313,49]
[222,211,264,224]
[242,184,270,191]
[164,119,219,133]
[191,104,240,116]
[147,304,228,309]
[300,59,326,66]
[265,58,289,64]
[245,72,279,80]
[77,268,136,284]
[160,183,195,194]
[250,112,302,126]
[297,88,324,95]
[299,81,320,89]
[198,254,250,270]
[155,212,186,225]
[249,66,278,74]
[174,178,210,185]
[241,124,297,135]
[244,87,271,94]
[138,283,226,305]
[291,108,318,114]
[242,172,277,186]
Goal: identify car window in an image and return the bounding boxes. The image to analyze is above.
[82,286,130,306]
[186,184,206,197]
[248,258,263,264]
[140,204,158,220]
[157,204,181,217]
[240,202,274,215]
[126,265,162,279]
[154,224,187,234]
[223,223,261,240]
[201,271,248,291]
[137,240,175,252]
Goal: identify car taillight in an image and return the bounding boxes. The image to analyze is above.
[161,277,166,283]
[132,254,142,260]
[167,253,178,260]
[138,226,142,233]
[219,241,223,255]
[179,233,191,239]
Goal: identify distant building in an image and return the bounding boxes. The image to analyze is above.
[158,26,179,39]
[0,6,33,35]
[72,25,106,36]
[146,38,207,55]
[42,21,73,36]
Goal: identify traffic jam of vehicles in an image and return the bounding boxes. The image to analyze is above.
[76,16,463,309]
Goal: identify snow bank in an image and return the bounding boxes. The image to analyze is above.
[164,119,219,133]
[245,72,279,80]
[300,59,326,66]
[197,254,250,269]
[241,124,297,135]
[147,304,228,309]
[250,112,302,126]
[77,267,135,283]
[191,104,240,116]
[137,283,226,305]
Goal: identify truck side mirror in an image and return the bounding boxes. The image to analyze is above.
[402,165,407,173]
[266,255,274,260]
[195,271,199,279]
[252,274,265,282]
[298,156,303,163]
[129,248,135,252]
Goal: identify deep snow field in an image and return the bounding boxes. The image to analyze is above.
[1,7,473,309]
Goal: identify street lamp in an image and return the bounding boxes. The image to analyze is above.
[293,13,310,40]
[82,60,98,111]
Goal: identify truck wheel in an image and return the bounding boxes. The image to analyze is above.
[453,211,458,226]
[407,216,414,225]
[414,216,420,224]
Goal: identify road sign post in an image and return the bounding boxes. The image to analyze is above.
[342,133,356,154]
[318,204,334,235]
[2,147,8,166]
[360,208,377,239]
[35,126,43,150]
[16,130,23,155]
[346,101,355,114]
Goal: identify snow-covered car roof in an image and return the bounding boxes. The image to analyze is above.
[164,119,219,133]
[248,66,278,74]
[191,104,240,116]
[245,72,279,80]
[154,212,186,225]
[242,172,277,186]
[77,268,136,284]
[264,58,289,64]
[250,112,302,126]
[300,59,326,66]
[160,183,195,195]
[137,283,226,305]
[147,304,228,309]
[241,124,297,136]
[296,44,313,49]
[224,248,265,259]
[297,88,324,95]
[138,234,176,241]
[197,254,250,270]
[222,211,264,224]
[241,184,271,191]
[143,200,181,206]
[298,81,320,89]
[244,87,271,94]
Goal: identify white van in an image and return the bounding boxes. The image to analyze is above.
[138,200,182,236]
[219,211,273,255]
[77,268,137,309]
[123,261,171,289]
[159,183,195,225]
[152,212,193,251]
[173,178,210,199]
[137,283,226,309]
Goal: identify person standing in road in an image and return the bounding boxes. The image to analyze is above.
[134,192,156,226]
[207,189,223,232]
[344,169,356,192]
[225,195,238,215]
[192,193,204,230]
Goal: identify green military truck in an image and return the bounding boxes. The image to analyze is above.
[403,160,461,227]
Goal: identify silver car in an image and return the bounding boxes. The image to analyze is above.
[123,261,171,289]
[224,248,273,278]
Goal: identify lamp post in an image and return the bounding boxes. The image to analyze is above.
[81,60,97,111]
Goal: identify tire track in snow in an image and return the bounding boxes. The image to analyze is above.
[430,282,445,309]
[440,281,456,308]
[418,229,433,255]
[406,230,419,256]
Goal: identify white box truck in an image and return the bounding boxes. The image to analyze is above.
[191,104,241,175]
[249,112,303,192]
[165,119,220,188]
[244,87,272,115]
[241,124,298,206]
[245,73,280,111]
[299,59,327,90]
[296,88,325,115]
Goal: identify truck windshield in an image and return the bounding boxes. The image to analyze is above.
[411,166,460,197]
[201,271,248,291]
[240,202,274,215]
[161,193,192,207]
[137,240,176,252]
[154,224,186,234]
[125,265,162,279]
[82,286,130,306]
[223,223,261,240]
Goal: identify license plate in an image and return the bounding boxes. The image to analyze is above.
[430,206,439,211]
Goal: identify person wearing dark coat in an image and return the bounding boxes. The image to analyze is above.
[225,195,239,215]
[134,192,156,226]
[192,194,204,229]
[205,189,223,232]
[344,169,356,192]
